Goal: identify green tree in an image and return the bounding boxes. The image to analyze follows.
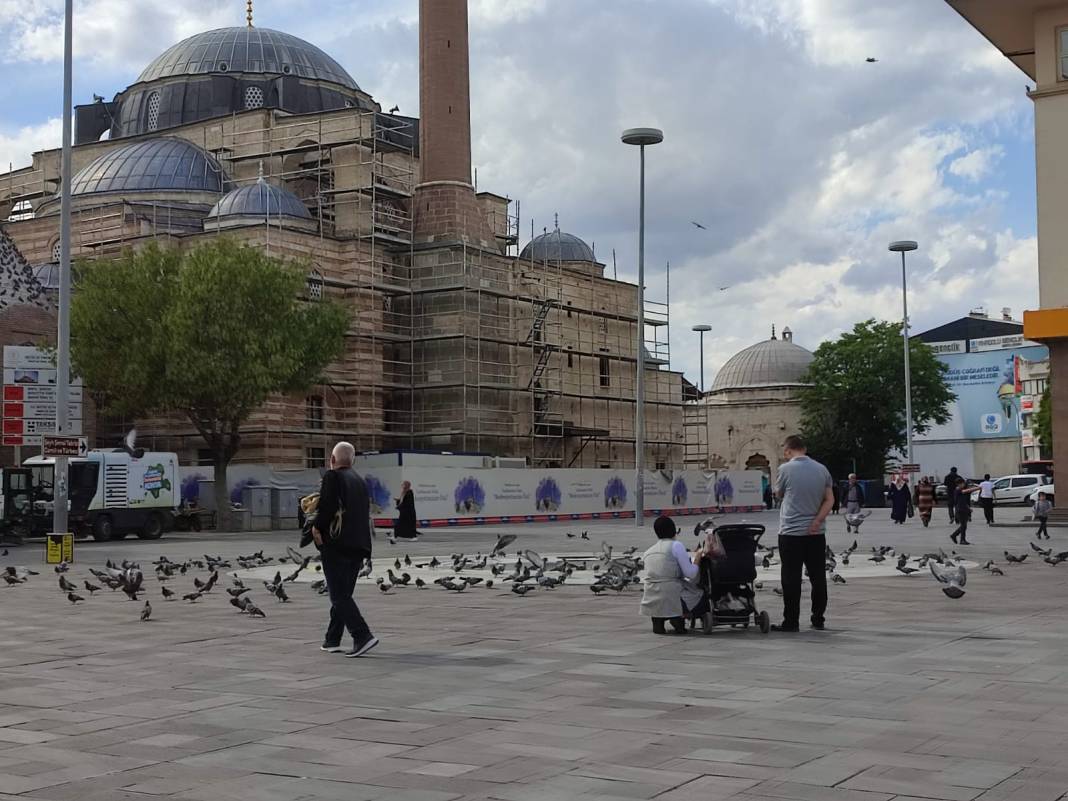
[71,239,349,529]
[798,319,955,478]
[1034,384,1052,455]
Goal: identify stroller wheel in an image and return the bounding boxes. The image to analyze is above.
[701,612,713,634]
[758,610,771,634]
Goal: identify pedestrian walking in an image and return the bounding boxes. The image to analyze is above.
[950,477,980,545]
[831,483,841,515]
[978,474,995,524]
[393,480,420,540]
[888,476,913,525]
[771,435,834,633]
[843,473,865,515]
[915,476,934,527]
[943,467,959,523]
[313,441,378,658]
[1034,492,1052,540]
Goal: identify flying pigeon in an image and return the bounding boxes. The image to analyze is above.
[929,561,967,599]
[491,534,517,557]
[866,57,878,63]
[691,221,707,230]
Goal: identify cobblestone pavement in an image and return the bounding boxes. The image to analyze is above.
[2,507,1068,801]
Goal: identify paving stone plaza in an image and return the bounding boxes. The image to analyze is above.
[2,508,1068,801]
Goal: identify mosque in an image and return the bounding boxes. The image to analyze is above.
[0,0,687,471]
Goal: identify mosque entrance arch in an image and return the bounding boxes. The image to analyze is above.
[745,453,771,474]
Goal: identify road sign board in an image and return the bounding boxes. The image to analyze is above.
[42,435,88,457]
[3,435,41,447]
[3,401,82,420]
[900,464,922,473]
[3,384,84,403]
[2,369,83,387]
[45,533,74,564]
[3,419,83,436]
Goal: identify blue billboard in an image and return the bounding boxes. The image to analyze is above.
[929,344,1047,440]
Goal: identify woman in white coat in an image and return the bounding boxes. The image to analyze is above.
[640,516,710,634]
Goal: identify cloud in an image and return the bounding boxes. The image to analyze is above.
[948,146,1004,182]
[0,118,62,172]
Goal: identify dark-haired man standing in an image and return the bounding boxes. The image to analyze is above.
[773,435,834,632]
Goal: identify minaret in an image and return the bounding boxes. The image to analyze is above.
[413,0,495,245]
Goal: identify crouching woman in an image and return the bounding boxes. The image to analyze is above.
[640,516,710,634]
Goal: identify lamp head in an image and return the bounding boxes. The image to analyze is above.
[692,324,712,332]
[622,128,664,146]
[888,240,918,253]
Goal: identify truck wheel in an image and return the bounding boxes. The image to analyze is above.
[91,516,114,542]
[138,514,164,540]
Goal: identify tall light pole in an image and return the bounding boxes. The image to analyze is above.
[692,324,712,392]
[622,127,663,527]
[889,240,918,465]
[54,0,74,537]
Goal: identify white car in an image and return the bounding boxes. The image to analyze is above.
[1027,484,1055,505]
[991,474,1051,505]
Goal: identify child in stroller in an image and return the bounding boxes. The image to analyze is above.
[693,520,771,635]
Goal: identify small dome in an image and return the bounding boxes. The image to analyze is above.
[70,137,229,196]
[519,229,595,263]
[136,27,360,90]
[208,177,312,221]
[710,329,814,393]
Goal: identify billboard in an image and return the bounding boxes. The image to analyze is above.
[919,344,1047,441]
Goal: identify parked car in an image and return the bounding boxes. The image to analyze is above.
[991,474,1051,505]
[1027,484,1055,505]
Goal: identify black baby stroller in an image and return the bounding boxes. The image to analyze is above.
[697,523,771,635]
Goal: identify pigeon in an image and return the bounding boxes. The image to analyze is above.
[831,573,846,584]
[274,585,289,603]
[429,556,441,568]
[772,586,784,596]
[866,57,878,63]
[394,558,402,571]
[227,586,250,598]
[691,220,707,230]
[511,583,535,596]
[566,531,575,538]
[1004,551,1028,564]
[990,566,1005,576]
[590,584,607,594]
[2,574,25,586]
[491,534,517,557]
[581,531,589,540]
[183,591,202,602]
[245,602,266,618]
[1030,542,1053,557]
[54,561,70,573]
[389,105,400,113]
[67,592,84,604]
[403,554,412,567]
[868,554,886,563]
[140,601,152,621]
[485,580,494,589]
[415,577,426,589]
[896,566,920,576]
[379,582,393,593]
[83,580,101,595]
[230,596,250,611]
[161,586,175,600]
[58,576,76,592]
[929,561,967,599]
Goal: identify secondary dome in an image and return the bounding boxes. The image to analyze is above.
[710,327,813,393]
[206,175,315,231]
[69,137,229,197]
[136,27,360,90]
[520,229,595,263]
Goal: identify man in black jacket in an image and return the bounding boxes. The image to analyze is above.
[313,441,377,658]
[943,467,959,524]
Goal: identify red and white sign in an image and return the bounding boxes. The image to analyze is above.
[3,401,82,421]
[3,384,83,403]
[900,463,922,473]
[2,419,82,436]
[1022,396,1035,412]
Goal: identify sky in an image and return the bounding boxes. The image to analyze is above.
[0,0,1039,389]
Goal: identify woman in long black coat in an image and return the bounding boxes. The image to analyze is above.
[394,480,420,540]
[888,478,912,525]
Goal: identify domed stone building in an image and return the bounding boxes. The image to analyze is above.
[685,326,814,479]
[0,5,683,472]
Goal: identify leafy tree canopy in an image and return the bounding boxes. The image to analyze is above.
[72,239,349,527]
[798,319,955,479]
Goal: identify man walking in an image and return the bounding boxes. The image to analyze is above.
[843,473,865,515]
[773,435,834,633]
[313,441,378,658]
[943,467,960,523]
[978,473,995,525]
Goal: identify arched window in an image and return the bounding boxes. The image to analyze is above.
[146,91,161,131]
[244,86,265,110]
[51,240,62,263]
[306,270,324,301]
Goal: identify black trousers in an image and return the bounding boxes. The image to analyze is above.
[321,548,372,646]
[1037,516,1049,539]
[980,497,994,524]
[951,514,969,542]
[947,497,956,523]
[779,534,828,628]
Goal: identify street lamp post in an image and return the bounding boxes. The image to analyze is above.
[692,324,712,392]
[622,127,663,527]
[889,240,919,465]
[54,0,74,538]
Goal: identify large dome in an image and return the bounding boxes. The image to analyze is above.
[136,27,360,90]
[710,328,813,393]
[69,138,230,197]
[520,229,596,263]
[206,175,315,231]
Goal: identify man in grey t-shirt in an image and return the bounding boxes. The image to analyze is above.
[773,434,834,632]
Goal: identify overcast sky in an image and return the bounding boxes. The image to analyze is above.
[0,0,1037,387]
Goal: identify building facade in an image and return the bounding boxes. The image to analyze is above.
[0,4,684,471]
[684,327,813,480]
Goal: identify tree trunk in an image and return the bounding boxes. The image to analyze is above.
[214,456,232,532]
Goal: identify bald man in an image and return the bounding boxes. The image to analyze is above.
[313,441,377,657]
